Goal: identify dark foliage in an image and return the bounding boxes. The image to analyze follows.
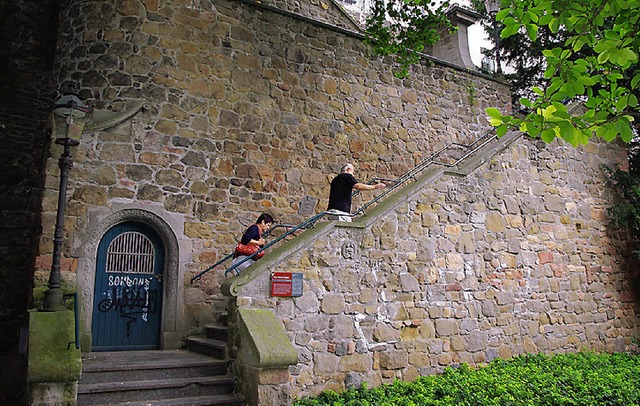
[293,352,640,406]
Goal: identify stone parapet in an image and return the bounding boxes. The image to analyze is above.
[233,135,637,399]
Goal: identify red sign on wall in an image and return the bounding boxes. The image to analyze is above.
[271,272,303,297]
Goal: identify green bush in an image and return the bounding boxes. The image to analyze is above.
[293,352,640,406]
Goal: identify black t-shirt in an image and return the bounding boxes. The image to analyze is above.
[327,173,358,213]
[240,224,260,245]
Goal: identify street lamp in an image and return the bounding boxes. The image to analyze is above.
[484,0,502,74]
[42,94,91,311]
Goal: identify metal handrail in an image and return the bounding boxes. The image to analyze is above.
[63,293,80,350]
[189,223,304,282]
[352,128,498,216]
[191,126,499,282]
[219,212,328,278]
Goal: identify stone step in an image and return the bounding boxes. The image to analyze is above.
[205,324,228,341]
[88,393,245,405]
[78,349,243,405]
[187,336,227,359]
[81,350,228,384]
[78,375,237,404]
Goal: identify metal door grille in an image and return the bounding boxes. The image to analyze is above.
[106,231,155,274]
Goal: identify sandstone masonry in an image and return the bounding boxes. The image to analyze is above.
[235,136,637,399]
[41,0,510,326]
[28,0,639,403]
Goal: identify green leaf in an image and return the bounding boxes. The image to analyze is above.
[538,14,553,25]
[572,38,584,52]
[519,121,528,133]
[574,129,590,146]
[597,124,617,142]
[615,96,628,112]
[532,87,544,96]
[519,98,532,108]
[597,50,610,64]
[620,119,633,142]
[540,128,556,143]
[501,22,520,38]
[594,39,613,53]
[526,24,538,42]
[486,107,502,119]
[489,117,502,126]
[495,9,509,20]
[577,75,596,86]
[560,124,576,146]
[540,104,557,119]
[545,79,562,95]
[526,11,539,23]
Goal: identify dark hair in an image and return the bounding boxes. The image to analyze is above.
[256,213,274,224]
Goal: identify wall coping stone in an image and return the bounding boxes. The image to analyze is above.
[234,0,506,84]
[237,308,298,367]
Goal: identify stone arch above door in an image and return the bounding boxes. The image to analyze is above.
[74,204,191,350]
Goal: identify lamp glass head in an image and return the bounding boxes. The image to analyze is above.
[53,94,90,119]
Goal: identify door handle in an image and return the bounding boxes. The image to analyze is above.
[154,274,163,282]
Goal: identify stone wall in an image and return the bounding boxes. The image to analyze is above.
[40,0,510,331]
[250,0,362,31]
[26,0,639,402]
[235,135,639,400]
[0,0,59,403]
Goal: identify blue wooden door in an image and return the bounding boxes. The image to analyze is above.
[92,222,164,351]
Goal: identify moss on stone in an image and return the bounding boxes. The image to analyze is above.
[237,308,298,368]
[28,310,82,384]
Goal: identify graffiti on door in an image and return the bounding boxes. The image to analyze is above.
[97,276,158,336]
[93,221,164,350]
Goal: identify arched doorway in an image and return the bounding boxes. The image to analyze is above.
[91,221,164,350]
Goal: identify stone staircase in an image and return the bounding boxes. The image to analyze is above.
[78,325,244,405]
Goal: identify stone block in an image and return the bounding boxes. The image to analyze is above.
[237,308,297,368]
[379,350,407,370]
[434,319,459,336]
[28,310,81,406]
[313,353,339,374]
[338,353,371,372]
[486,211,507,232]
[320,293,344,315]
[373,322,400,343]
[399,273,420,292]
[72,185,107,205]
[257,367,290,385]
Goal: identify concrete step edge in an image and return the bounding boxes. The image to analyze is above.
[88,393,245,406]
[82,357,227,373]
[78,375,235,394]
[187,337,226,348]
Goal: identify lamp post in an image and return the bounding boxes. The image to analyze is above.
[484,0,502,74]
[42,95,91,311]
